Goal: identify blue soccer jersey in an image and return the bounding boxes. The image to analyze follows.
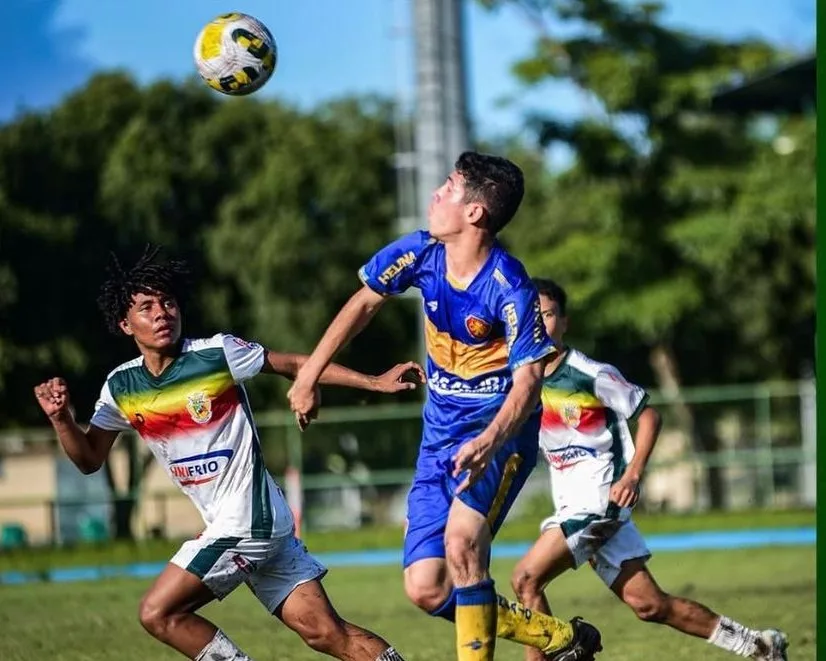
[359,230,557,567]
[359,230,556,451]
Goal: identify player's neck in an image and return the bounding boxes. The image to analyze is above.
[545,345,568,376]
[140,345,181,377]
[443,232,494,284]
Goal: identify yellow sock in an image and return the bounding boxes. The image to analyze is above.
[455,580,498,661]
[495,594,574,653]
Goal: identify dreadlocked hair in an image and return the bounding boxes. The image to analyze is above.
[97,245,191,336]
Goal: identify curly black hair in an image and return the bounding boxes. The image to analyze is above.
[454,151,525,235]
[97,245,191,335]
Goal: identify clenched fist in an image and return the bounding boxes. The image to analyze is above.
[33,377,73,421]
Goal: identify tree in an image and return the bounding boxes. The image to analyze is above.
[480,0,815,506]
[0,73,145,428]
[0,77,419,537]
[203,96,420,408]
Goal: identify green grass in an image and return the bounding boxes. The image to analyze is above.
[0,507,815,573]
[0,546,815,661]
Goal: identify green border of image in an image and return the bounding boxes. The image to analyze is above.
[817,3,823,657]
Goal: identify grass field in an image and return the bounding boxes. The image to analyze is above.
[0,543,816,660]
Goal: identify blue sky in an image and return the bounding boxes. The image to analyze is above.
[2,0,815,137]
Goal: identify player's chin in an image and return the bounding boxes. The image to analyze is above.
[151,331,180,350]
[428,222,447,241]
[427,213,442,237]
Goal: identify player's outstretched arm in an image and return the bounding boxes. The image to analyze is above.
[288,285,388,425]
[452,358,546,494]
[264,351,424,393]
[33,378,118,474]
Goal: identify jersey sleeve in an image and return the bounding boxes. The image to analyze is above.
[221,334,266,383]
[357,230,431,296]
[499,282,557,371]
[594,366,649,420]
[89,381,132,432]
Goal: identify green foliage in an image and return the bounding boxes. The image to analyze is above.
[0,74,418,428]
[203,96,420,408]
[486,0,814,386]
[0,3,814,518]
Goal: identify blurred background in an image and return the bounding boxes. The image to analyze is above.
[0,0,815,548]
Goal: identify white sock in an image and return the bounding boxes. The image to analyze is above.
[707,616,760,657]
[195,630,253,661]
[376,647,405,661]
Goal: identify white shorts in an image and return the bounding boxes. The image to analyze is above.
[541,513,651,588]
[171,534,327,612]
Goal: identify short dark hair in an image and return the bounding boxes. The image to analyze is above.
[455,151,525,234]
[532,277,568,316]
[97,245,190,335]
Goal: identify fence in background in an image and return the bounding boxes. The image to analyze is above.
[0,379,816,546]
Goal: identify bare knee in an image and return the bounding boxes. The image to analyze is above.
[139,595,173,640]
[511,565,542,602]
[295,611,348,654]
[625,591,672,623]
[510,563,549,611]
[404,572,451,612]
[445,534,486,585]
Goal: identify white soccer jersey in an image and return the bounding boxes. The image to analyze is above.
[90,334,293,539]
[538,349,648,519]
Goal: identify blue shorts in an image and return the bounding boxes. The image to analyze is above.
[403,418,539,568]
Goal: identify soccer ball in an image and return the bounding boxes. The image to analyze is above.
[193,13,277,96]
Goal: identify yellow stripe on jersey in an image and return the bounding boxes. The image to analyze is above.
[116,371,234,419]
[540,388,602,410]
[446,270,470,291]
[424,317,508,380]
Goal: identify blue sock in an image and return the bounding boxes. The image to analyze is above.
[429,588,457,622]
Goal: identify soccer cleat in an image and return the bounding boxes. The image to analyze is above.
[545,617,602,661]
[751,629,789,661]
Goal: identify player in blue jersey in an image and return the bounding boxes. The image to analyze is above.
[288,151,602,661]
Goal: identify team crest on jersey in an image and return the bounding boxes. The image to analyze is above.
[561,402,582,429]
[186,391,213,424]
[465,315,492,340]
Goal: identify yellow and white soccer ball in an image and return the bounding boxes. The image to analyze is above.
[193,13,277,96]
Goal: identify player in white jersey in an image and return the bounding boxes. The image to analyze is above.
[33,247,418,661]
[509,278,789,661]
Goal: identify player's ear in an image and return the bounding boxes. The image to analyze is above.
[119,317,134,337]
[466,203,486,226]
[560,315,569,335]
